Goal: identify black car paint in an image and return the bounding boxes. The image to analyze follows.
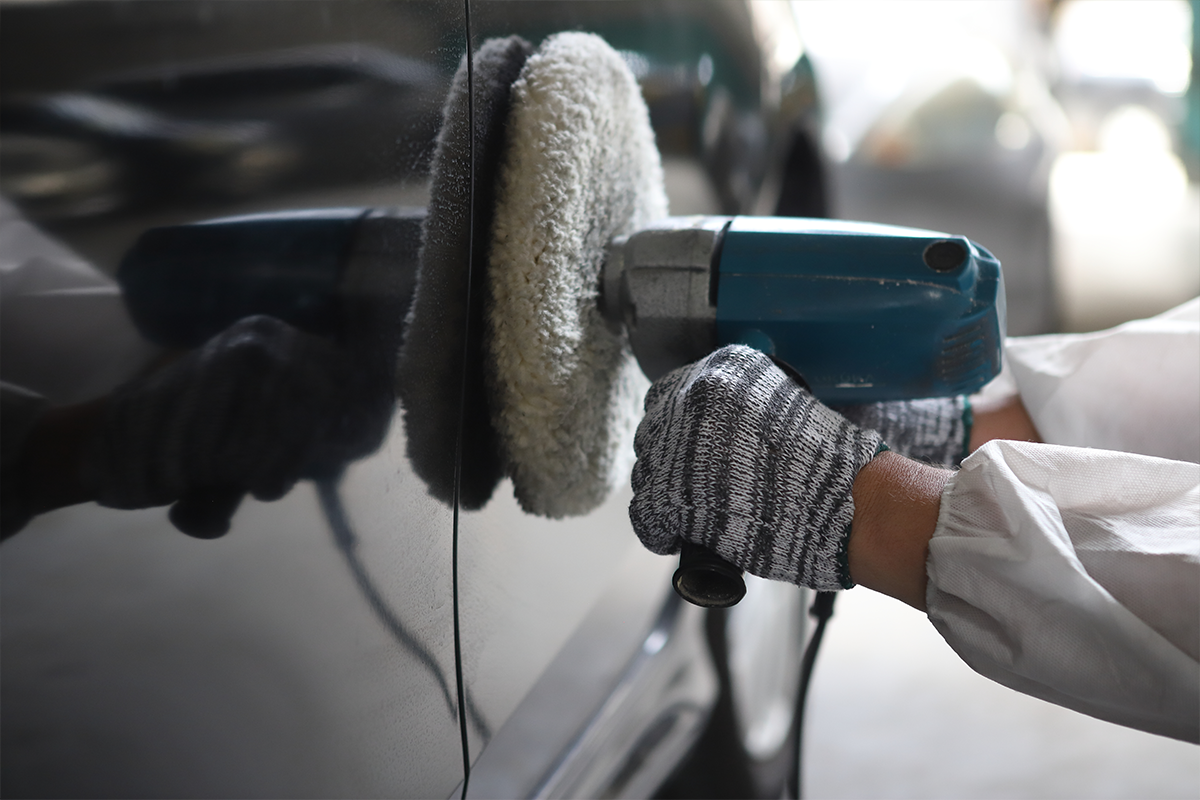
[0,2,823,796]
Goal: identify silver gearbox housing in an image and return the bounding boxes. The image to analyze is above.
[601,216,730,381]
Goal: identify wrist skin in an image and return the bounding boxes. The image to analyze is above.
[847,451,949,610]
[846,395,1040,611]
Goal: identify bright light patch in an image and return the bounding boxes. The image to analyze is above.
[1055,0,1193,95]
[697,53,714,87]
[995,112,1032,150]
[1097,105,1174,153]
[1050,144,1196,329]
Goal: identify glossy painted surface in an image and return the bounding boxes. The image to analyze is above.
[1,2,465,796]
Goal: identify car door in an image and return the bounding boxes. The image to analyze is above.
[1,2,468,796]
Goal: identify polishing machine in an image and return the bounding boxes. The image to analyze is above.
[601,214,1004,402]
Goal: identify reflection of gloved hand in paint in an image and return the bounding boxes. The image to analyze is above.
[629,345,884,592]
[76,315,390,537]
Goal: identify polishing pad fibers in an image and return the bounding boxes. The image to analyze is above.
[397,36,532,510]
[487,32,669,518]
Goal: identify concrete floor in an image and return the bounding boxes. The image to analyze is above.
[804,588,1199,799]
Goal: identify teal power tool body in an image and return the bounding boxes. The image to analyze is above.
[119,210,1005,603]
[599,215,1005,607]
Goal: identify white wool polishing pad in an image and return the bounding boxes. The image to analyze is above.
[487,32,668,518]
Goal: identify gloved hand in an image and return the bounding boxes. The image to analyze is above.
[834,397,971,467]
[630,345,883,591]
[79,315,388,537]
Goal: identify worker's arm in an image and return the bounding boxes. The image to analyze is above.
[845,388,1046,608]
[846,440,1199,742]
[968,393,1039,450]
[631,342,1198,743]
[1003,298,1199,463]
[929,440,1199,742]
[844,413,1050,613]
[846,451,948,611]
[815,391,1042,609]
[840,382,1041,607]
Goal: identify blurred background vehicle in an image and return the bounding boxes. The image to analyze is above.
[793,0,1069,337]
[794,2,1199,798]
[1045,0,1199,331]
[794,0,1199,336]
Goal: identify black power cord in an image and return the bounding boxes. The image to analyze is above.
[788,590,837,800]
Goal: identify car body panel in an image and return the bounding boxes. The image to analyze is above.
[1,2,820,797]
[2,2,466,797]
[2,453,463,798]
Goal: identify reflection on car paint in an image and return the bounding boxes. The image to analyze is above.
[317,478,491,740]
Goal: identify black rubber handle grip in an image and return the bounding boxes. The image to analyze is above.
[673,540,746,607]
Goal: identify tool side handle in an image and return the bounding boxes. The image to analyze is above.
[673,540,746,608]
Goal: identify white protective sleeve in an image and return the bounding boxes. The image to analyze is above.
[926,299,1200,742]
[1004,297,1199,463]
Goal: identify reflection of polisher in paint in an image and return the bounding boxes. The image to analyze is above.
[117,207,416,538]
[118,211,492,739]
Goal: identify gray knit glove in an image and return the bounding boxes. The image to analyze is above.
[834,397,971,467]
[630,345,883,591]
[80,315,385,535]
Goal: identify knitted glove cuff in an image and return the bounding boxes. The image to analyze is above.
[81,364,186,509]
[835,396,971,468]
